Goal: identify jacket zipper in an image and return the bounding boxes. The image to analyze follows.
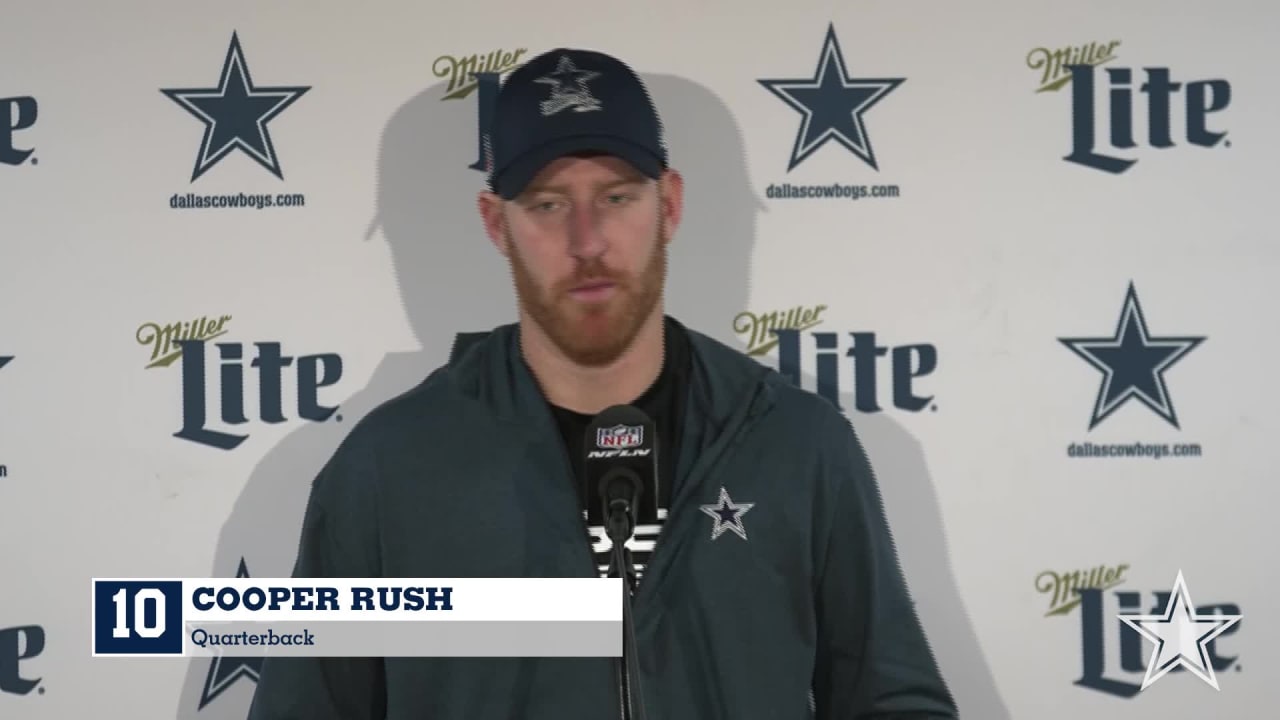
[613,385,767,718]
[619,658,631,720]
[635,382,770,606]
[560,375,771,718]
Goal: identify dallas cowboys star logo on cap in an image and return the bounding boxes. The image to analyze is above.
[1059,281,1205,430]
[700,487,755,541]
[1118,570,1242,691]
[758,23,905,171]
[534,55,602,116]
[161,32,310,182]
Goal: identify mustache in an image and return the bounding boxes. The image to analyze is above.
[559,260,626,290]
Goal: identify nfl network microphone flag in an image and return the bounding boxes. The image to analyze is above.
[90,578,622,658]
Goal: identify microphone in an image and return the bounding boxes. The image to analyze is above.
[583,405,654,720]
[600,466,642,545]
[583,404,658,564]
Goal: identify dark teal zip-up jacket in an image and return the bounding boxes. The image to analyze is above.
[246,319,957,720]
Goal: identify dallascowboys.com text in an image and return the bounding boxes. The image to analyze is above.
[1067,441,1203,459]
[190,627,316,648]
[766,182,900,201]
[169,191,306,210]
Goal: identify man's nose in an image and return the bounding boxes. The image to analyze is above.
[567,204,607,260]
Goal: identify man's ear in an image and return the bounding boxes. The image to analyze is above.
[477,191,511,257]
[658,168,684,244]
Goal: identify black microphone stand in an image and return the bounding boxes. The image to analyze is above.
[606,502,649,720]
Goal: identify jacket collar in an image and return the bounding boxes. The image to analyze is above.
[445,316,778,433]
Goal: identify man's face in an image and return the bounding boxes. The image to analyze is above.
[483,154,679,367]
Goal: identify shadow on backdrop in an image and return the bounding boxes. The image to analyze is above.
[174,72,1006,720]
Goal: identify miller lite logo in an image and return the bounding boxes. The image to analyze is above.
[596,424,643,449]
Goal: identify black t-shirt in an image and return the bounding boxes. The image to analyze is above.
[547,316,690,579]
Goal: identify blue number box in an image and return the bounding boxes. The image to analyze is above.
[92,580,184,656]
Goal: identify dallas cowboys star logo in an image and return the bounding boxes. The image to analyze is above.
[1118,570,1242,691]
[162,32,310,182]
[1059,282,1205,431]
[197,557,263,710]
[534,55,602,116]
[0,356,11,370]
[699,487,755,541]
[758,23,905,171]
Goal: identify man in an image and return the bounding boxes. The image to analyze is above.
[247,47,957,719]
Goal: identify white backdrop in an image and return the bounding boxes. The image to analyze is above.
[2,0,1276,718]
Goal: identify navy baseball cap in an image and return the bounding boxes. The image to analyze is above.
[485,48,668,200]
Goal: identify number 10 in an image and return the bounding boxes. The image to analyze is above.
[112,588,166,639]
